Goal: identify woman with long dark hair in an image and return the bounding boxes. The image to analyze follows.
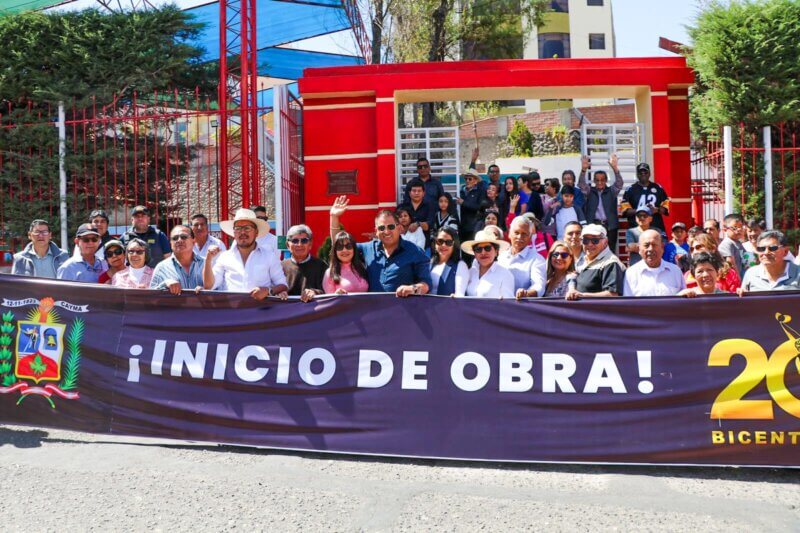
[544,240,576,297]
[323,231,369,294]
[429,227,469,296]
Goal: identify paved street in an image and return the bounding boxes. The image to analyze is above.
[1,424,798,532]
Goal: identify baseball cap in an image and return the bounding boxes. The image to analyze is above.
[89,209,108,221]
[75,223,100,238]
[131,205,149,216]
[581,224,607,238]
[672,221,687,230]
[636,206,653,216]
[636,163,651,172]
[103,239,124,251]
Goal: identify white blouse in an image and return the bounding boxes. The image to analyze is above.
[466,262,515,298]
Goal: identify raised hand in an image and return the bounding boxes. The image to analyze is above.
[206,245,221,260]
[609,153,619,171]
[581,155,590,172]
[331,195,349,218]
[471,146,480,162]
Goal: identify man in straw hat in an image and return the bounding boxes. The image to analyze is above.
[202,208,288,300]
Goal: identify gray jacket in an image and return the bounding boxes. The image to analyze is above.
[12,241,70,278]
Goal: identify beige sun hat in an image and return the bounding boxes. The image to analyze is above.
[461,229,511,255]
[220,208,271,239]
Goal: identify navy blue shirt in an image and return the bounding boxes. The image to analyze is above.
[398,200,434,230]
[357,239,432,292]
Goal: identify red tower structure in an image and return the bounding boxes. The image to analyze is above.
[218,0,261,221]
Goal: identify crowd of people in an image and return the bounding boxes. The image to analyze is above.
[9,154,800,300]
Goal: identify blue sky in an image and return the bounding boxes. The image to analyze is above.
[612,0,703,56]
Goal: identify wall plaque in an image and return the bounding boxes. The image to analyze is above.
[327,170,359,195]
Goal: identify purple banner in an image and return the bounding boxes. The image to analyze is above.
[1,274,799,467]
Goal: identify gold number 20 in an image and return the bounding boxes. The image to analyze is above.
[708,339,800,420]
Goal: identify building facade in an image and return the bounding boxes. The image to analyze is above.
[524,0,617,111]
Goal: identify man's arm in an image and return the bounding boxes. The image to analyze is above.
[609,154,624,194]
[578,155,591,195]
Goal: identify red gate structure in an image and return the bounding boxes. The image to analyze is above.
[298,57,696,248]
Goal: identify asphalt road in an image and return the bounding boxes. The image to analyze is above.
[0,424,798,532]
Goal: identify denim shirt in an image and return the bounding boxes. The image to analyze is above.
[358,239,432,292]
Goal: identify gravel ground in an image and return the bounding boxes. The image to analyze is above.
[1,424,798,532]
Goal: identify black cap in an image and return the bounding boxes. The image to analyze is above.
[131,205,149,216]
[636,162,651,172]
[75,223,100,238]
[89,209,108,221]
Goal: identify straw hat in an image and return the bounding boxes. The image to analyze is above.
[461,229,510,255]
[220,208,271,239]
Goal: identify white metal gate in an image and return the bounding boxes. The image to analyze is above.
[397,127,460,201]
[581,123,645,192]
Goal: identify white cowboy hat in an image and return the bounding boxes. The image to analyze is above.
[461,229,510,255]
[220,208,271,239]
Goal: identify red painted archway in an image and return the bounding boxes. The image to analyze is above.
[298,57,695,247]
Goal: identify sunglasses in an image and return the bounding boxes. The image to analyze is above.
[376,224,397,232]
[417,164,429,169]
[582,237,603,245]
[289,237,310,245]
[473,244,495,254]
[233,225,255,232]
[756,245,781,253]
[335,242,354,251]
[435,238,454,247]
[171,234,190,241]
[692,245,706,251]
[127,249,145,255]
[80,237,99,243]
[106,248,125,257]
[550,252,571,259]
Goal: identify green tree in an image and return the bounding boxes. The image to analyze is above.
[687,0,800,134]
[507,120,533,157]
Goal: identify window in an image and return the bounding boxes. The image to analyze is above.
[587,0,603,5]
[538,33,571,59]
[550,0,569,12]
[589,33,606,50]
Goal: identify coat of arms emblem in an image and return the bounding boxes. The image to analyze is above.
[0,297,85,408]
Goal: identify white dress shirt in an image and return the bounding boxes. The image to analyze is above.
[466,262,515,298]
[497,245,547,296]
[623,260,686,296]
[194,234,227,259]
[210,242,287,292]
[256,232,279,255]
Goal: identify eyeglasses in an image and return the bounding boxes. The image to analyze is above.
[756,245,781,253]
[417,164,429,170]
[31,230,50,236]
[550,252,571,259]
[289,237,310,245]
[473,244,495,254]
[637,169,649,174]
[725,225,743,231]
[691,245,706,251]
[233,225,256,232]
[335,242,354,251]
[582,237,603,245]
[376,224,397,232]
[106,248,124,257]
[435,238,454,247]
[171,234,190,241]
[80,237,99,243]
[127,249,145,255]
[488,169,499,173]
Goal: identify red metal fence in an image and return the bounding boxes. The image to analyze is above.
[691,122,800,234]
[0,86,305,261]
